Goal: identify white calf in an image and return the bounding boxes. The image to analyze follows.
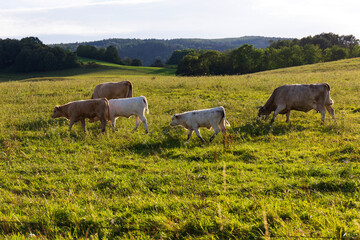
[170,106,230,143]
[107,96,149,133]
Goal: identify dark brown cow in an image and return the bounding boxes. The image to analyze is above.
[52,98,109,132]
[257,83,335,123]
[91,81,133,100]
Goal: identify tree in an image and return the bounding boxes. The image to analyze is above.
[228,44,264,74]
[123,57,132,65]
[9,37,80,72]
[104,46,123,64]
[150,59,164,67]
[131,58,142,66]
[198,50,225,75]
[176,53,204,76]
[302,44,323,64]
[166,49,206,65]
[324,45,349,61]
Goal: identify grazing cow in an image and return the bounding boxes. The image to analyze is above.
[170,106,230,143]
[90,96,149,133]
[52,98,109,132]
[257,83,335,123]
[91,81,133,100]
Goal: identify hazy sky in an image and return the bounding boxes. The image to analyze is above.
[1,0,359,44]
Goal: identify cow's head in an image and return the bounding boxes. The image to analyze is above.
[170,114,180,127]
[257,106,271,121]
[52,106,63,119]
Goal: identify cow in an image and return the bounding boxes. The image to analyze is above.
[52,98,109,133]
[170,106,230,143]
[91,81,133,100]
[90,96,149,133]
[257,83,335,123]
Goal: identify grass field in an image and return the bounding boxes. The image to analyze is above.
[1,58,360,239]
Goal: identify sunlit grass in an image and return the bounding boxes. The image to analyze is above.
[1,58,360,239]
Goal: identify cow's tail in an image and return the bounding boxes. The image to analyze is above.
[104,98,110,121]
[323,83,331,91]
[127,81,133,98]
[219,107,230,127]
[224,118,230,127]
[323,83,334,105]
[142,96,149,114]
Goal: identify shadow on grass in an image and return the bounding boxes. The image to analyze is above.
[128,127,184,156]
[0,64,175,82]
[0,66,116,82]
[14,118,64,131]
[231,121,306,138]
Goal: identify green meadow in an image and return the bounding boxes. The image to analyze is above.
[1,58,360,239]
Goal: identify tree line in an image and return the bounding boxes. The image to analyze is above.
[76,45,143,66]
[175,33,360,76]
[55,37,287,66]
[0,37,79,72]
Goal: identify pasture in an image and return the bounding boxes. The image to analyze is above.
[1,58,360,239]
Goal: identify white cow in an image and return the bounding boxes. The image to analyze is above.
[170,106,230,143]
[90,96,149,133]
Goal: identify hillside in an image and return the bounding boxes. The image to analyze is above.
[1,58,360,238]
[54,36,289,66]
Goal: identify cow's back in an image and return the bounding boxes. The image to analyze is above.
[272,84,331,110]
[92,81,133,99]
[68,99,108,119]
[182,107,225,124]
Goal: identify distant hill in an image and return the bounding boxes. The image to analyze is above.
[54,36,290,66]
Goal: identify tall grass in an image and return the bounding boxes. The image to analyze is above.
[1,59,360,239]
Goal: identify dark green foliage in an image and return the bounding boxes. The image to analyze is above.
[166,49,206,65]
[150,59,164,67]
[55,37,288,66]
[104,45,123,64]
[76,45,124,65]
[0,37,79,72]
[176,33,360,76]
[130,58,142,66]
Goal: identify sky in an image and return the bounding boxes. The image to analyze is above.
[0,0,359,44]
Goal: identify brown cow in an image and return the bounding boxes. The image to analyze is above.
[91,81,133,99]
[52,98,110,132]
[257,83,335,123]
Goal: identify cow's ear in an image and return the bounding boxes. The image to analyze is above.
[257,106,263,109]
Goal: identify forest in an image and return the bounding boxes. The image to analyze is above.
[0,37,79,72]
[1,33,359,75]
[55,36,287,66]
[175,33,360,76]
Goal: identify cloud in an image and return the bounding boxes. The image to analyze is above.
[0,0,165,13]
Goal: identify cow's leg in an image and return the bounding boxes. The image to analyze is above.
[210,124,220,142]
[69,119,75,132]
[326,105,335,119]
[319,106,326,123]
[286,111,291,123]
[100,118,106,132]
[139,115,149,134]
[194,128,205,142]
[186,130,193,142]
[271,105,286,123]
[80,119,86,133]
[133,116,141,131]
[111,118,118,131]
[219,122,227,143]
